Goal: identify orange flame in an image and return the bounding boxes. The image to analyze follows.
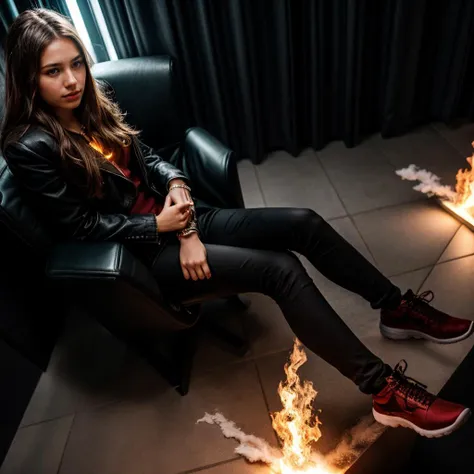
[89,138,113,160]
[454,142,474,208]
[271,339,334,473]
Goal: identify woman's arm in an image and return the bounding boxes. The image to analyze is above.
[136,138,190,194]
[5,140,159,243]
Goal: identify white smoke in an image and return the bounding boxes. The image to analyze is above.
[324,415,386,470]
[395,164,457,201]
[196,412,280,468]
[197,411,386,472]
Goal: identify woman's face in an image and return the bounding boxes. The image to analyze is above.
[38,37,87,115]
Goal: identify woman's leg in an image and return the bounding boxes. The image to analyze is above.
[197,207,402,309]
[152,207,471,437]
[152,241,391,394]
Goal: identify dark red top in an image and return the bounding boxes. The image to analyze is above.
[111,145,163,215]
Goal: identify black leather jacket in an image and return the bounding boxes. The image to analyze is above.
[3,125,189,264]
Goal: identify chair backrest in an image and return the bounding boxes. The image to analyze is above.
[91,55,187,157]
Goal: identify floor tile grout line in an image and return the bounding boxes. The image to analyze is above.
[430,123,472,160]
[312,150,349,217]
[252,358,281,447]
[436,250,474,266]
[251,161,268,207]
[20,412,76,430]
[431,220,462,270]
[20,397,123,430]
[55,413,76,474]
[314,149,379,265]
[386,264,435,280]
[176,456,241,474]
[384,242,474,285]
[417,264,437,294]
[345,195,428,219]
[254,149,429,221]
[371,123,468,171]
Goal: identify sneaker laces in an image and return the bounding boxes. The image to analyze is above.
[402,290,443,326]
[389,360,435,410]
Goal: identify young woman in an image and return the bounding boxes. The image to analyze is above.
[1,8,472,438]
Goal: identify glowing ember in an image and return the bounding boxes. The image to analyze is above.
[439,199,474,230]
[277,459,336,474]
[271,339,336,474]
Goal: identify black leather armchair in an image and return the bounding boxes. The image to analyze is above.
[0,56,246,396]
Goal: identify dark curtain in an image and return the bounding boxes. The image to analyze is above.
[97,0,474,164]
[0,0,69,44]
[2,1,474,163]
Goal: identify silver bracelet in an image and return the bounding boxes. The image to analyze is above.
[177,227,199,239]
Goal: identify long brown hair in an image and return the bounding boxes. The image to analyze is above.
[0,8,139,197]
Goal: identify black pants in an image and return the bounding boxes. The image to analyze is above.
[152,207,401,394]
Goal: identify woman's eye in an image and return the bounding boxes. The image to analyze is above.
[72,60,83,68]
[47,68,59,76]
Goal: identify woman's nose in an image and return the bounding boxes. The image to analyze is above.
[64,69,78,87]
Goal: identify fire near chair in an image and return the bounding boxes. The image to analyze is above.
[0,55,248,395]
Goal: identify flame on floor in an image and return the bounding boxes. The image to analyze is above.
[198,339,385,474]
[271,339,334,473]
[396,142,474,229]
[439,199,474,230]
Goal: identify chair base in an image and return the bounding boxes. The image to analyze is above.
[146,330,197,396]
[142,299,250,396]
[201,317,249,357]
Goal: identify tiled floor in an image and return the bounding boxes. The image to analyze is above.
[3,122,474,474]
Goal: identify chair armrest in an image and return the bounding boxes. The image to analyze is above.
[175,127,244,209]
[45,241,198,332]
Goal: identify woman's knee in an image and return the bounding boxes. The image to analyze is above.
[265,251,311,296]
[289,208,325,230]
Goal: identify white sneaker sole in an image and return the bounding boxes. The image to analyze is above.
[380,321,474,344]
[373,407,471,438]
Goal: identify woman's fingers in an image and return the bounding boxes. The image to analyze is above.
[195,265,206,280]
[181,265,190,280]
[202,261,212,279]
[188,266,199,281]
[176,202,191,212]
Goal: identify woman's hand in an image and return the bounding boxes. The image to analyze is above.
[168,179,193,206]
[179,233,211,280]
[156,195,192,233]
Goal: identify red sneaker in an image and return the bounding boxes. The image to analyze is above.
[380,290,474,344]
[372,361,471,438]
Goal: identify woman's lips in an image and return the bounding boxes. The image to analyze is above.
[63,91,81,100]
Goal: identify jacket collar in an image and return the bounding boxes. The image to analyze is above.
[68,131,147,186]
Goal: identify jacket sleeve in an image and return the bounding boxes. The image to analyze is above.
[4,140,159,243]
[136,138,190,194]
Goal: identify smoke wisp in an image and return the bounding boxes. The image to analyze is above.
[395,164,457,201]
[324,415,387,470]
[197,411,386,473]
[197,412,280,467]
